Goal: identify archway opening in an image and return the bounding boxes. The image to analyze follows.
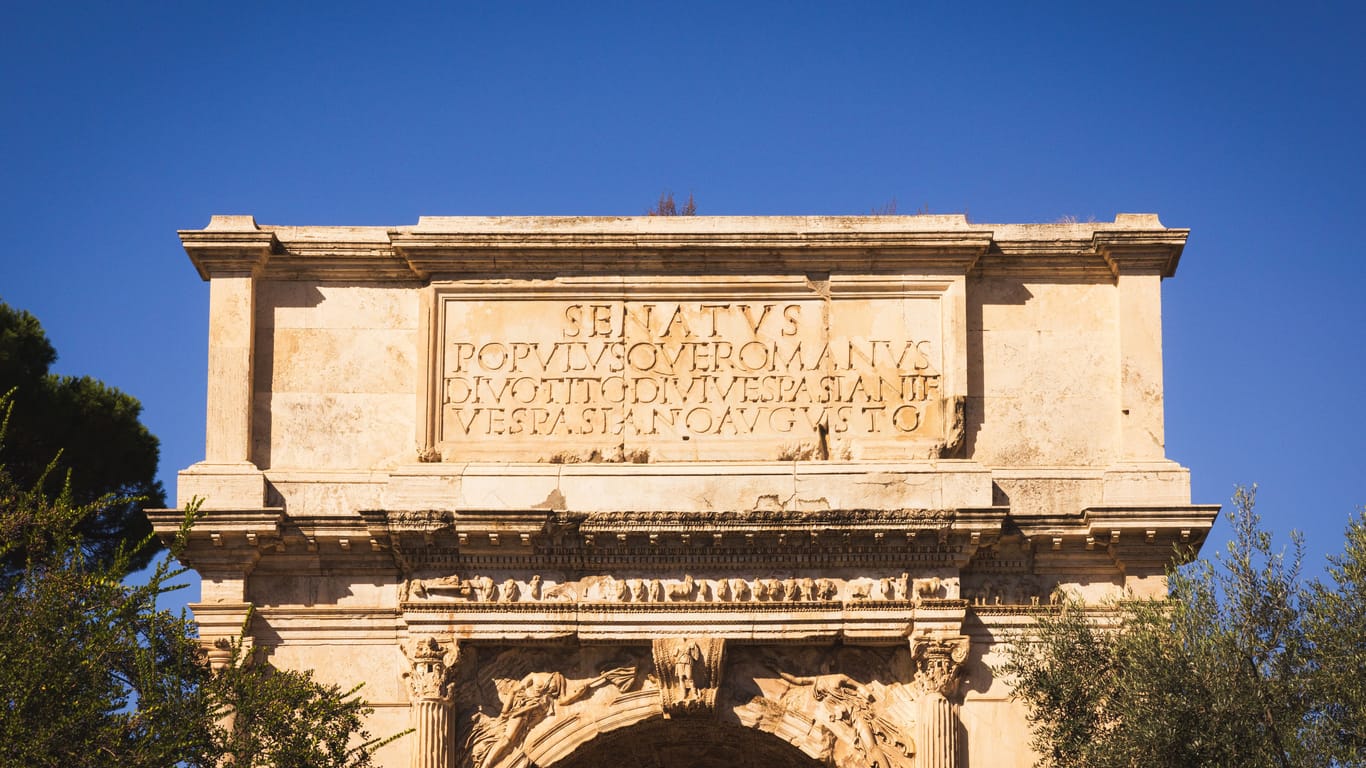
[552,717,828,768]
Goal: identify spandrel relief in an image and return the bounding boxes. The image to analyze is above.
[726,646,918,768]
[457,646,654,768]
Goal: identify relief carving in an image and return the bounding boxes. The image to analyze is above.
[402,573,925,606]
[387,509,455,535]
[961,573,1055,606]
[461,647,649,768]
[577,507,953,527]
[653,637,726,716]
[731,647,916,768]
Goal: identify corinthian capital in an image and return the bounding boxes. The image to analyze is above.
[404,636,460,702]
[909,633,970,699]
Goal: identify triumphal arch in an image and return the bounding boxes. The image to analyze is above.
[156,214,1216,767]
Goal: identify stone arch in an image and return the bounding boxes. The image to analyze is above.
[483,687,841,768]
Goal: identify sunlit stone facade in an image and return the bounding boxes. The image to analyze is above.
[154,214,1215,768]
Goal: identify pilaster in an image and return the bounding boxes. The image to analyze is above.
[1094,217,1189,463]
[179,215,275,505]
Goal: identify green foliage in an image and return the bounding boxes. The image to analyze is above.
[1304,510,1366,764]
[0,391,394,768]
[1002,486,1365,768]
[212,634,398,768]
[0,302,165,577]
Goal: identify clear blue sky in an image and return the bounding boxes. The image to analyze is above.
[2,2,1362,587]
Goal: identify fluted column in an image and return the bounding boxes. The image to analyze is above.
[909,634,970,768]
[916,692,957,768]
[404,637,459,768]
[410,699,453,768]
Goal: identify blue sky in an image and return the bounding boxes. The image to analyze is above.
[2,2,1362,588]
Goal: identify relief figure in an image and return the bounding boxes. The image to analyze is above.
[672,640,702,700]
[741,649,914,768]
[666,574,696,602]
[470,665,637,768]
[816,578,838,601]
[712,578,732,602]
[731,578,752,601]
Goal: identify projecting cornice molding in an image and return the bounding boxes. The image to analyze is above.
[178,214,1188,281]
[1093,214,1190,277]
[179,215,278,280]
[392,215,992,278]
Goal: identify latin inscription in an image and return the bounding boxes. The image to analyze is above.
[438,300,944,447]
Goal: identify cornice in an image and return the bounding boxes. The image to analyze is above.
[1011,504,1219,560]
[389,220,993,279]
[1093,219,1190,278]
[178,215,278,280]
[178,214,1189,282]
[145,506,284,572]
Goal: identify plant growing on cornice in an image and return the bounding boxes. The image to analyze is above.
[647,191,696,216]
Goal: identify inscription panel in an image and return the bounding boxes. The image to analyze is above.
[430,281,960,461]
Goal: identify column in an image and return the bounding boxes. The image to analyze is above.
[917,692,957,768]
[909,634,970,768]
[404,637,459,768]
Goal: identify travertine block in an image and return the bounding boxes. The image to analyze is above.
[177,461,266,508]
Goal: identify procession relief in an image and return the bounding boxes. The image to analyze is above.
[401,572,958,606]
[959,575,1063,607]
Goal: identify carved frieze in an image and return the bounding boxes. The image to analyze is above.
[389,510,456,535]
[401,572,960,606]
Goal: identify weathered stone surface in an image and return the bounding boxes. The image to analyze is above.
[154,214,1216,768]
